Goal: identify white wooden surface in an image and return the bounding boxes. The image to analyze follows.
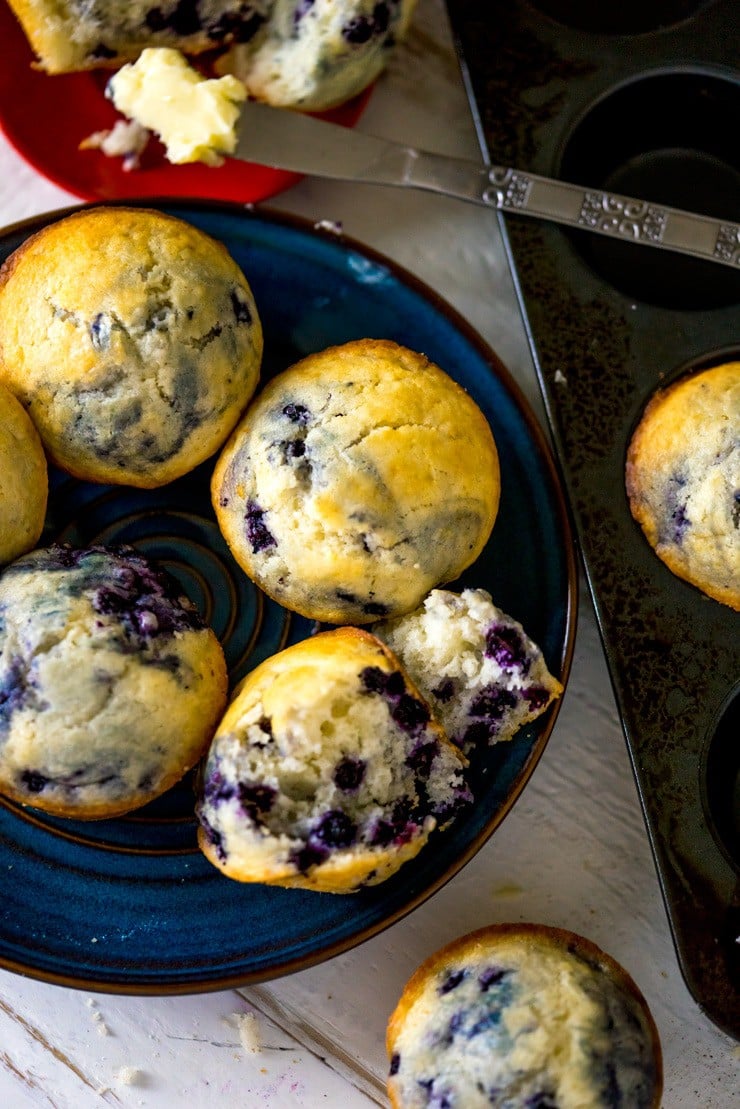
[0,2,738,1105]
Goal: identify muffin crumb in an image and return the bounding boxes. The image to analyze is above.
[234,1012,262,1054]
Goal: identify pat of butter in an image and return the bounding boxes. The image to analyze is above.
[108,48,246,167]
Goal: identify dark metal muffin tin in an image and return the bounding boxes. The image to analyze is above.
[446,0,740,1039]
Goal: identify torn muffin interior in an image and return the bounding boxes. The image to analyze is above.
[374,588,563,754]
[196,627,472,893]
[5,0,272,74]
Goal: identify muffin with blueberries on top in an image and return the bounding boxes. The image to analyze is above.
[0,544,227,819]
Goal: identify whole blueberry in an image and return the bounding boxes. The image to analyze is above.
[362,599,390,617]
[290,841,329,873]
[282,403,311,424]
[360,666,405,698]
[462,720,495,747]
[432,677,456,703]
[671,503,690,543]
[204,769,235,805]
[469,686,518,720]
[405,740,438,778]
[20,769,48,793]
[314,809,357,848]
[484,624,530,672]
[198,813,227,862]
[246,500,277,553]
[524,1094,559,1108]
[0,656,29,730]
[293,0,316,25]
[90,312,111,351]
[238,781,276,819]
[333,756,366,791]
[390,693,430,735]
[230,288,252,324]
[438,969,466,995]
[342,15,374,43]
[479,966,508,991]
[523,686,550,711]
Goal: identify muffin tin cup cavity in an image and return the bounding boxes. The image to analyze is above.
[703,687,740,872]
[558,70,740,310]
[448,0,740,1040]
[528,0,712,35]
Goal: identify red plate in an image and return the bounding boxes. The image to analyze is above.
[0,1,370,203]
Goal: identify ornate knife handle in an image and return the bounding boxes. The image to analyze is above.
[232,102,740,271]
[482,166,740,268]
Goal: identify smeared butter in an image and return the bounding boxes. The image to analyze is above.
[107,48,246,166]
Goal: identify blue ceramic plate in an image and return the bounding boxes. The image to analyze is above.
[0,201,576,993]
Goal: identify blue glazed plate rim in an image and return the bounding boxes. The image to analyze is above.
[0,200,577,994]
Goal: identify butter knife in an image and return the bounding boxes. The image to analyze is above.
[235,101,740,270]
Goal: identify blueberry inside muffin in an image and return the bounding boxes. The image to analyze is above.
[6,0,273,73]
[218,0,419,110]
[8,0,417,112]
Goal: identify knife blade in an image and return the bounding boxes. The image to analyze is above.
[234,100,740,271]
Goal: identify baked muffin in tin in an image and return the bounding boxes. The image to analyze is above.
[626,361,740,611]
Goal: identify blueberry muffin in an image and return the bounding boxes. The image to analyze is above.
[0,206,263,488]
[197,626,471,893]
[0,545,228,819]
[0,382,47,566]
[625,361,740,611]
[9,0,416,111]
[374,589,563,754]
[218,0,418,110]
[387,923,663,1109]
[7,0,272,73]
[212,339,500,625]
